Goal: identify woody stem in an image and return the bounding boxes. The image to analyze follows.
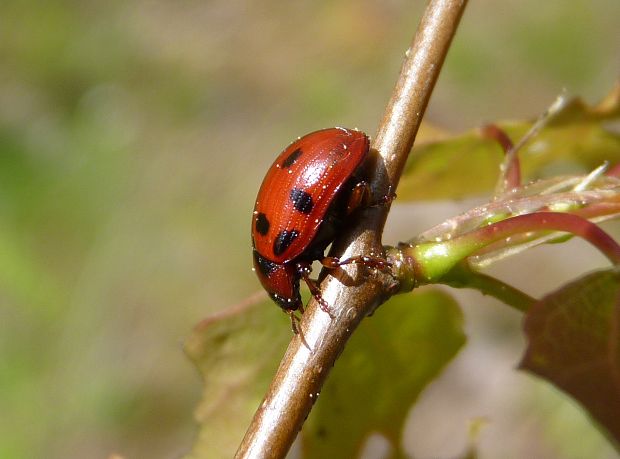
[234,1,469,458]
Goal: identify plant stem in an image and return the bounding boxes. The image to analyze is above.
[234,1,468,457]
[462,212,620,264]
[480,124,521,192]
[413,212,620,282]
[441,263,536,313]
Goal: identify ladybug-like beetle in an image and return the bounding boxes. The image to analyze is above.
[252,127,388,332]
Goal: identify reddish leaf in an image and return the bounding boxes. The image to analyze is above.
[520,270,620,446]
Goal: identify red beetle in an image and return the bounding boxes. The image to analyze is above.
[252,127,388,333]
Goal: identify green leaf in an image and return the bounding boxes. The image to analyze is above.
[520,269,620,448]
[399,84,620,200]
[183,294,291,459]
[302,288,466,457]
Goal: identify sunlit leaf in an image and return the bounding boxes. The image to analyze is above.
[520,269,620,447]
[302,289,466,457]
[399,83,620,200]
[183,293,290,459]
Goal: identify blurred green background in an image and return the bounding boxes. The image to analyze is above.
[0,1,619,458]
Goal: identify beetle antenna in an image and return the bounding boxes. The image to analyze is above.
[288,311,311,351]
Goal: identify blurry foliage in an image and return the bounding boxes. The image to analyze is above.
[0,0,619,458]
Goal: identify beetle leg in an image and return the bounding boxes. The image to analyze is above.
[369,184,397,208]
[370,187,397,207]
[347,181,396,214]
[296,262,334,318]
[346,181,371,214]
[321,255,391,271]
[306,277,334,317]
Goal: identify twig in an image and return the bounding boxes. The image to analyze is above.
[235,1,468,457]
[411,212,620,283]
[440,263,536,313]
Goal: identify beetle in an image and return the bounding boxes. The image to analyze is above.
[251,127,389,335]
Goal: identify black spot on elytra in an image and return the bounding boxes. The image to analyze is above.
[253,251,277,276]
[281,148,302,168]
[254,212,270,236]
[273,229,299,256]
[289,188,314,214]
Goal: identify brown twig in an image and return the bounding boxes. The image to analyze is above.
[235,1,468,457]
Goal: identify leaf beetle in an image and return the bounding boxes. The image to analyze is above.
[251,127,389,335]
